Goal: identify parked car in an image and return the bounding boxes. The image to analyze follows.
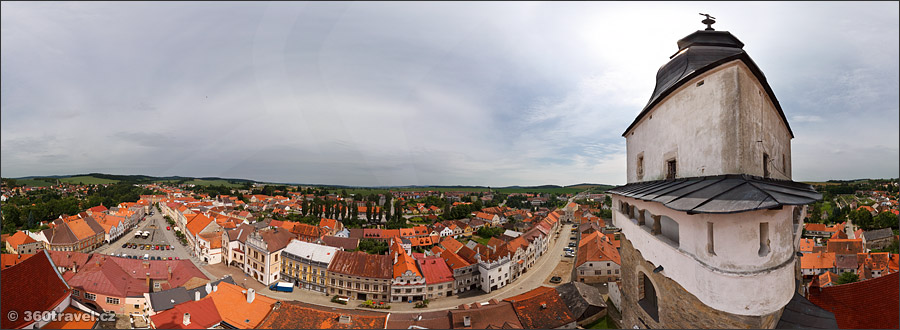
[167,257,173,260]
[568,242,576,247]
[174,257,180,260]
[550,276,563,283]
[565,252,576,258]
[121,243,128,248]
[269,282,294,292]
[167,226,171,230]
[143,254,149,260]
[564,247,574,252]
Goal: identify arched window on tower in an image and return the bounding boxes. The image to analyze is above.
[638,272,659,322]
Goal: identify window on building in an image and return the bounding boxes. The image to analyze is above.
[107,297,120,305]
[707,222,716,255]
[84,293,96,301]
[763,153,770,178]
[666,159,677,179]
[638,272,659,322]
[759,222,770,257]
[73,289,80,296]
[134,304,140,309]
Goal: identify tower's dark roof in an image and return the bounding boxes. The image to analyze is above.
[608,174,821,214]
[623,30,794,138]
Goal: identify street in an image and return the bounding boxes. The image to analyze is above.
[204,223,574,313]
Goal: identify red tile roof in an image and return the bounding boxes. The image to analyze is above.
[808,271,898,329]
[1,251,71,329]
[440,237,464,253]
[504,286,576,329]
[825,239,863,255]
[450,301,523,329]
[258,300,388,329]
[186,214,214,236]
[1,253,35,269]
[327,250,392,279]
[417,256,454,284]
[207,282,276,329]
[41,306,97,329]
[150,296,222,329]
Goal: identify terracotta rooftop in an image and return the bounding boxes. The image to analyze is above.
[5,231,38,249]
[1,253,36,269]
[41,306,98,329]
[504,286,576,329]
[386,309,451,329]
[258,300,388,329]
[327,250,392,279]
[417,256,454,284]
[808,271,898,329]
[207,282,277,329]
[825,239,863,255]
[150,297,222,329]
[0,251,71,329]
[450,300,523,329]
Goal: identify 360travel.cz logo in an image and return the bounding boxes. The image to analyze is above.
[6,310,115,323]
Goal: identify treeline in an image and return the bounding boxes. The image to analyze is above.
[1,183,155,234]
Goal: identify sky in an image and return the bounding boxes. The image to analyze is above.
[2,1,898,187]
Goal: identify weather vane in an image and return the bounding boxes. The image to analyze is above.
[699,13,716,31]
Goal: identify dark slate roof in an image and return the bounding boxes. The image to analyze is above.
[624,29,794,138]
[608,174,821,214]
[148,276,236,312]
[862,228,894,241]
[555,282,606,321]
[776,291,838,329]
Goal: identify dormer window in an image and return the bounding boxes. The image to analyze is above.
[666,159,677,179]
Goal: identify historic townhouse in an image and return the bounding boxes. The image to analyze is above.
[281,240,338,293]
[326,250,392,302]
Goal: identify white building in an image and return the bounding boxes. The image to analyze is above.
[607,18,821,329]
[476,255,510,293]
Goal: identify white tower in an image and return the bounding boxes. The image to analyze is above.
[609,16,821,329]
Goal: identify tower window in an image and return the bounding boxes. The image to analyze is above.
[707,222,715,255]
[763,153,770,178]
[782,154,786,174]
[666,159,677,179]
[696,80,704,87]
[758,222,770,257]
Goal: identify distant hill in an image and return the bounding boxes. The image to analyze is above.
[7,173,615,191]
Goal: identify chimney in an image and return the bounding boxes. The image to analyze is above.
[213,284,218,292]
[339,315,351,324]
[167,266,172,281]
[541,303,548,309]
[195,290,201,301]
[463,316,472,327]
[205,283,212,294]
[146,272,151,289]
[182,313,191,326]
[247,288,256,303]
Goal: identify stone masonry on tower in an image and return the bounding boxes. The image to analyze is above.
[606,17,824,329]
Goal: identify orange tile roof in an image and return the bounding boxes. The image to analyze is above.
[808,272,898,329]
[41,306,97,329]
[802,252,836,270]
[799,238,816,252]
[67,218,98,241]
[440,237,464,253]
[6,231,37,249]
[318,218,338,230]
[1,253,35,269]
[818,271,838,287]
[186,214,214,236]
[207,282,276,329]
[439,249,470,270]
[393,245,421,278]
[826,239,864,255]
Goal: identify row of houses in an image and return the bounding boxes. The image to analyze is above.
[4,203,147,255]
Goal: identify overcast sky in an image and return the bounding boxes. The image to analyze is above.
[2,2,898,186]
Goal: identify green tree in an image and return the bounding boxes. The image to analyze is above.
[874,211,898,230]
[835,272,859,285]
[2,205,22,230]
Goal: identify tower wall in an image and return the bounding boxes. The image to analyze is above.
[619,237,783,329]
[612,196,797,316]
[625,60,792,184]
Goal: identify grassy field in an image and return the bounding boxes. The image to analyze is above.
[60,175,120,185]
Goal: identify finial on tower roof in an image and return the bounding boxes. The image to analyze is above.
[699,13,716,31]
